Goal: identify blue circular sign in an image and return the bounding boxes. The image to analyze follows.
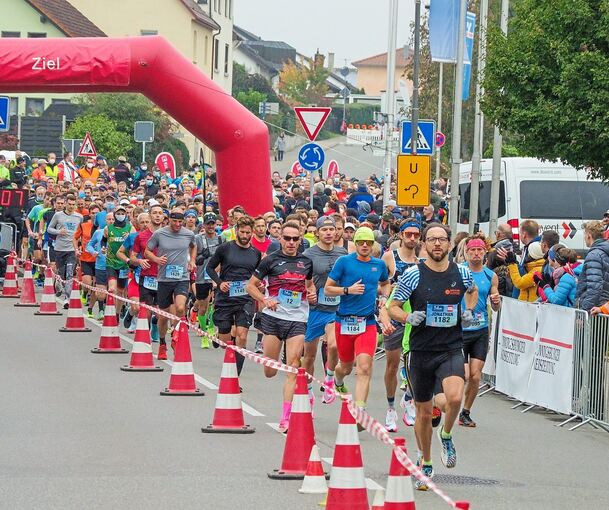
[298,143,325,172]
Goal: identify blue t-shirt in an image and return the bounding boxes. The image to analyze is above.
[95,210,108,229]
[460,263,494,332]
[123,231,140,283]
[328,252,389,324]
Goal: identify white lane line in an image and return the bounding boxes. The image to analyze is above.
[83,315,265,417]
[266,422,285,434]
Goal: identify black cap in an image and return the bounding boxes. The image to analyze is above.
[203,212,217,224]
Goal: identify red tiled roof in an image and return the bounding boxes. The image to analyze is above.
[25,0,106,37]
[179,0,220,30]
[352,48,412,68]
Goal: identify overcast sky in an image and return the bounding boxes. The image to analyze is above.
[234,0,416,67]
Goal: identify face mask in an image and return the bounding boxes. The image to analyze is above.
[141,166,147,171]
[153,171,160,177]
[115,213,126,222]
[105,203,115,211]
[145,180,153,186]
[48,159,55,165]
[86,163,93,169]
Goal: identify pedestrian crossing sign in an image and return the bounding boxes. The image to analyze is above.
[400,120,436,155]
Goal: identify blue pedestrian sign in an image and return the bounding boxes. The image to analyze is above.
[400,120,435,155]
[0,97,10,133]
[298,143,325,172]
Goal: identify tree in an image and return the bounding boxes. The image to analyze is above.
[235,89,267,116]
[277,61,329,107]
[482,0,609,179]
[64,113,131,161]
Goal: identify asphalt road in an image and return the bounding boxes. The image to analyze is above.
[2,296,609,509]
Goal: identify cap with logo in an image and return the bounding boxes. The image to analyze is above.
[344,222,356,231]
[316,216,336,229]
[203,212,217,224]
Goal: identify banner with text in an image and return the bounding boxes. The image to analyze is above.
[482,309,499,377]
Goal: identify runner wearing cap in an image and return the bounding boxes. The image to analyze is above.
[194,212,223,348]
[302,216,348,408]
[381,218,420,432]
[246,221,315,432]
[144,206,197,360]
[389,223,478,489]
[324,226,394,421]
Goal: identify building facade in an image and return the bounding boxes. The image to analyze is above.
[352,48,412,97]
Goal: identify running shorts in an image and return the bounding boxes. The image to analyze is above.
[214,300,255,334]
[462,330,489,362]
[81,260,96,277]
[407,349,465,403]
[259,312,306,341]
[304,309,336,343]
[335,322,377,363]
[383,323,405,351]
[195,282,213,301]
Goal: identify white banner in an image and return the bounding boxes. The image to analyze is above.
[482,309,498,377]
[526,304,575,415]
[495,299,537,401]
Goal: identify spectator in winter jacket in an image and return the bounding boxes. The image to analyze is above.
[506,241,545,301]
[346,182,374,210]
[536,245,581,307]
[576,221,609,311]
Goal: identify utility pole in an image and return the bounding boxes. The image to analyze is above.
[435,62,443,179]
[448,0,467,234]
[411,0,421,156]
[383,0,398,205]
[489,0,509,238]
[468,0,489,234]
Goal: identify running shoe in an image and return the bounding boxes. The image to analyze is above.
[459,409,476,427]
[97,310,105,321]
[80,294,87,305]
[127,320,136,334]
[150,322,159,343]
[157,344,168,360]
[414,464,434,491]
[400,395,416,427]
[399,366,408,391]
[334,381,349,395]
[254,339,263,354]
[63,299,69,310]
[437,428,457,468]
[189,307,197,326]
[200,335,210,349]
[86,310,94,319]
[322,379,336,404]
[432,406,442,428]
[385,407,398,432]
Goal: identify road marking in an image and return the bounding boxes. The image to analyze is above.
[83,315,265,417]
[266,422,286,434]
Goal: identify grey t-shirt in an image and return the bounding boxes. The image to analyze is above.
[147,226,195,282]
[47,211,83,252]
[304,244,348,313]
[194,233,223,284]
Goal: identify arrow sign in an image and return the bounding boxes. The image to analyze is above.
[78,132,97,157]
[294,107,332,141]
[298,143,325,172]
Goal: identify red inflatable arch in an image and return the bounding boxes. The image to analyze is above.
[0,36,272,216]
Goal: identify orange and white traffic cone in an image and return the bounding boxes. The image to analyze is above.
[268,367,317,480]
[59,279,92,332]
[326,399,368,510]
[160,318,203,396]
[384,437,415,510]
[298,444,328,494]
[371,488,386,510]
[1,255,20,298]
[91,294,128,354]
[14,260,38,307]
[34,267,61,315]
[202,341,254,433]
[121,305,163,372]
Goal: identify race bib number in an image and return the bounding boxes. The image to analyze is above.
[426,304,458,328]
[229,280,247,297]
[143,276,158,291]
[464,311,487,330]
[318,288,340,306]
[340,316,366,335]
[119,267,130,279]
[278,288,302,308]
[166,264,184,280]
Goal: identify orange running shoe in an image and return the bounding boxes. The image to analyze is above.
[157,344,168,360]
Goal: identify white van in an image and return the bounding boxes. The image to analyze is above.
[458,157,609,251]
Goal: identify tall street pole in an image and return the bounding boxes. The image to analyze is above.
[383,0,398,205]
[468,0,489,234]
[489,0,509,238]
[448,0,467,234]
[411,0,421,156]
[435,62,443,180]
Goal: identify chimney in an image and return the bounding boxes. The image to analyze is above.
[327,52,335,71]
[314,49,325,69]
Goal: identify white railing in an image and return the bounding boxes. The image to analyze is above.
[345,128,400,146]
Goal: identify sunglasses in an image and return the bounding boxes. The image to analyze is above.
[403,232,421,239]
[282,235,301,242]
[355,240,374,246]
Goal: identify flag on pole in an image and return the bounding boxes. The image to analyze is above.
[462,12,476,101]
[428,0,460,63]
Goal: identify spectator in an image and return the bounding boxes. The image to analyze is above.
[57,152,78,184]
[487,223,513,267]
[274,131,286,161]
[113,156,132,185]
[421,204,438,226]
[537,245,581,307]
[312,182,328,214]
[346,181,374,210]
[576,220,609,311]
[540,229,560,284]
[45,152,60,182]
[0,155,10,183]
[506,241,545,301]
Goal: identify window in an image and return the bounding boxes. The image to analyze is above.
[520,180,609,220]
[25,98,44,116]
[224,43,229,75]
[8,97,18,116]
[27,32,47,38]
[458,181,506,224]
[140,30,158,36]
[213,39,219,73]
[1,31,20,38]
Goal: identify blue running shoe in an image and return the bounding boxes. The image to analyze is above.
[437,428,457,468]
[150,321,159,343]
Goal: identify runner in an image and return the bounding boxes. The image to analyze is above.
[73,204,100,317]
[194,212,223,349]
[246,221,316,432]
[302,216,347,409]
[205,216,260,371]
[86,212,112,320]
[389,223,478,490]
[458,238,500,427]
[324,226,393,423]
[251,215,271,254]
[380,218,420,431]
[145,206,197,360]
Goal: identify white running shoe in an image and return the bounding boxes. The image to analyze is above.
[400,394,416,426]
[385,407,398,432]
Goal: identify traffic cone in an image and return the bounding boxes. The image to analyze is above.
[298,444,328,494]
[202,341,254,433]
[59,279,91,332]
[1,255,20,298]
[91,294,128,354]
[121,305,163,372]
[371,488,385,510]
[14,260,38,307]
[455,503,470,509]
[326,400,368,510]
[384,437,415,510]
[160,318,204,396]
[34,267,62,315]
[268,367,317,480]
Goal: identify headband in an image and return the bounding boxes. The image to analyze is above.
[400,221,421,232]
[169,212,185,220]
[466,239,487,250]
[549,246,568,265]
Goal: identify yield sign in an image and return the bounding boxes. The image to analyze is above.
[78,132,97,157]
[294,107,332,141]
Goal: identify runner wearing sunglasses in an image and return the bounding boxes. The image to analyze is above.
[324,226,393,425]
